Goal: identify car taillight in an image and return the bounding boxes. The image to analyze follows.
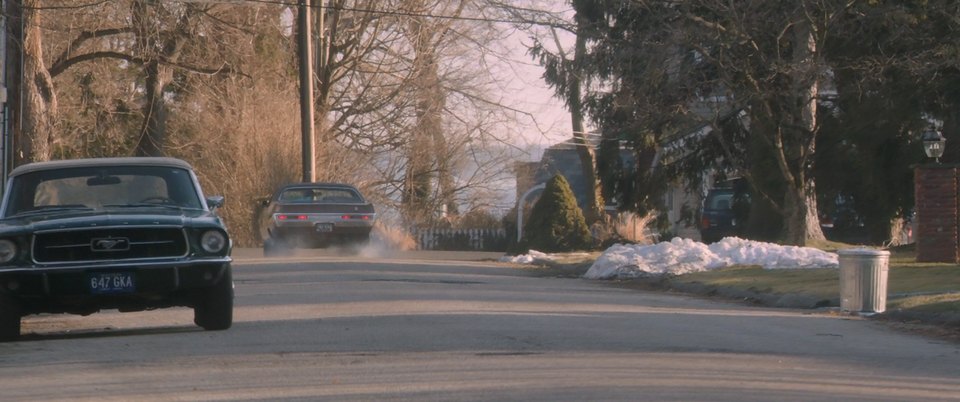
[277,215,308,220]
[700,217,710,229]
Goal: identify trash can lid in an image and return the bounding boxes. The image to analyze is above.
[837,248,890,256]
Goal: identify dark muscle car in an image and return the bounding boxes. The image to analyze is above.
[0,157,233,341]
[259,183,376,256]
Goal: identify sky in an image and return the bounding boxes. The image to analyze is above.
[452,8,576,212]
[275,3,571,163]
[492,5,577,162]
[501,237,841,279]
[500,35,571,154]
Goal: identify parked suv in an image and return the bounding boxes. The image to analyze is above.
[699,187,747,244]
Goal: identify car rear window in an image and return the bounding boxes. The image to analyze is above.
[280,188,362,203]
[705,191,734,210]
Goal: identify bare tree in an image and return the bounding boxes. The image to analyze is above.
[14,0,237,160]
[8,0,57,164]
[399,0,462,224]
[315,0,530,228]
[131,1,188,156]
[14,0,562,245]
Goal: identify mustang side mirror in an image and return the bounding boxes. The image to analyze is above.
[206,196,225,209]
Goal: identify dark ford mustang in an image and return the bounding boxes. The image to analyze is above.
[259,183,376,256]
[0,157,233,341]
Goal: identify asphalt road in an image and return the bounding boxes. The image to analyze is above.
[1,249,959,401]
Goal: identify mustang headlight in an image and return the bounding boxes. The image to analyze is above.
[0,239,17,263]
[200,230,227,254]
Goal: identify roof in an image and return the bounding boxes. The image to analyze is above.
[279,182,360,191]
[9,157,195,177]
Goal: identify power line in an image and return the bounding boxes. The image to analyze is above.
[42,0,571,28]
[28,1,570,27]
[252,0,570,27]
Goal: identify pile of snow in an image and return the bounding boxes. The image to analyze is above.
[501,237,839,280]
[585,237,838,279]
[499,250,553,264]
[498,250,594,264]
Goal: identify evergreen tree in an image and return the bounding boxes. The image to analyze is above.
[542,1,854,245]
[522,175,593,252]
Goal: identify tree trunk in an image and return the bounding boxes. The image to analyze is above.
[135,60,167,157]
[781,21,825,246]
[313,3,332,177]
[4,0,22,172]
[433,128,458,217]
[17,0,57,164]
[132,0,185,157]
[782,182,823,246]
[569,15,603,226]
[402,18,442,225]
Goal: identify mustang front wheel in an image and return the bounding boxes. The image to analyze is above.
[194,267,234,331]
[0,294,22,342]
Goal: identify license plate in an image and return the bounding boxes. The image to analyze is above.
[89,272,136,294]
[315,223,334,232]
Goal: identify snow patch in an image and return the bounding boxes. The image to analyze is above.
[585,237,838,279]
[499,250,553,264]
[501,237,839,279]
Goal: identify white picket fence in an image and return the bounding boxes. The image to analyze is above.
[411,228,508,251]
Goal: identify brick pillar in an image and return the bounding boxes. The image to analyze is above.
[915,165,959,263]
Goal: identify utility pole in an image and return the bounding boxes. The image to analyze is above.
[298,0,315,183]
[1,0,20,184]
[0,0,7,185]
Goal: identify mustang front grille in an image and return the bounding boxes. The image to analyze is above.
[32,227,189,263]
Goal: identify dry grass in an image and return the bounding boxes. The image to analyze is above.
[672,262,960,299]
[675,266,841,299]
[662,244,960,323]
[372,223,418,251]
[536,240,960,324]
[888,294,960,313]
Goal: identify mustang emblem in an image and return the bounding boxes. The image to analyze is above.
[91,237,130,252]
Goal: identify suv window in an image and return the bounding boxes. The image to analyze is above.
[705,191,734,210]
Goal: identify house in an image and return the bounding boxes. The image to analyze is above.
[514,138,702,243]
[514,116,745,243]
[515,140,607,212]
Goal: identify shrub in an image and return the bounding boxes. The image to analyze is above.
[455,208,503,229]
[522,175,593,252]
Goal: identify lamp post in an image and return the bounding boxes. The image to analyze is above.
[915,129,959,263]
[921,129,946,163]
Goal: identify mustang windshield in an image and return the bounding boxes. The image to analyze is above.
[4,166,203,217]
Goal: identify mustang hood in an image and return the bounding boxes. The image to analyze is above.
[2,208,220,232]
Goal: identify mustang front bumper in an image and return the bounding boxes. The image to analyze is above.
[0,257,232,314]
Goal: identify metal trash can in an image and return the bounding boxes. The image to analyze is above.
[838,249,890,314]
